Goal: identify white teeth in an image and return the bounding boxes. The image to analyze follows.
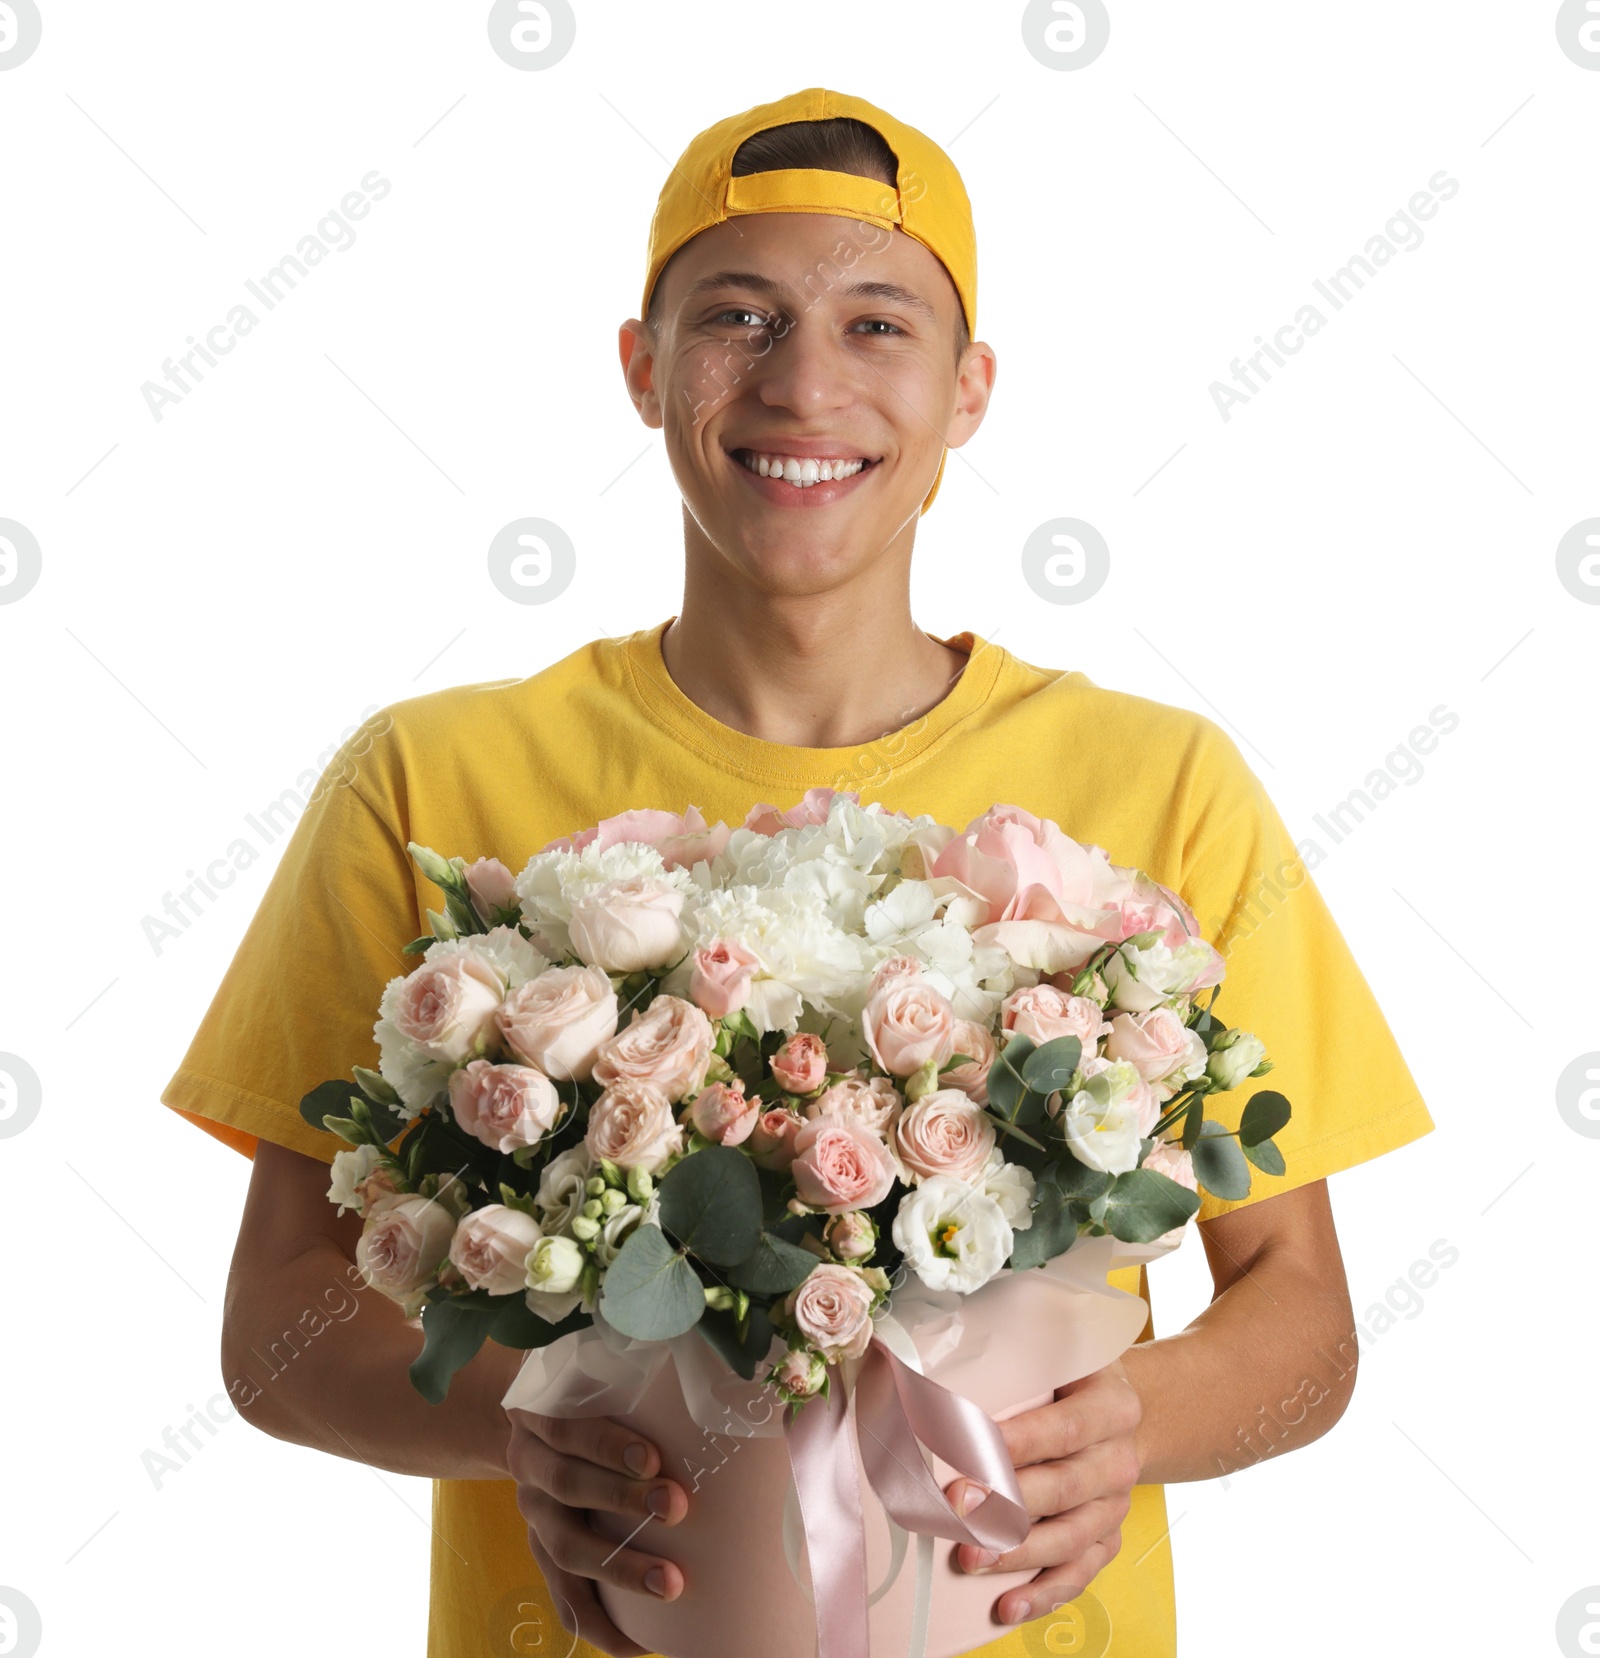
[740,450,870,487]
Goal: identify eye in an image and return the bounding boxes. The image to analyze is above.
[852,319,905,337]
[713,306,776,329]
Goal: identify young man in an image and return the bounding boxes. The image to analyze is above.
[166,89,1434,1657]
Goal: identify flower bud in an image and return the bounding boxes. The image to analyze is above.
[1206,1030,1267,1091]
[903,1056,942,1104]
[626,1166,654,1203]
[570,1214,601,1242]
[824,1210,877,1262]
[585,1175,608,1197]
[600,1188,629,1215]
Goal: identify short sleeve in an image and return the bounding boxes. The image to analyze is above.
[160,728,418,1165]
[1176,722,1434,1221]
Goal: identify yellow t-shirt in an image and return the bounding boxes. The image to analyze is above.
[163,623,1434,1658]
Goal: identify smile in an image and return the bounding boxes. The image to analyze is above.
[726,447,882,507]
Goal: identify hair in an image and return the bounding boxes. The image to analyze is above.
[644,115,970,364]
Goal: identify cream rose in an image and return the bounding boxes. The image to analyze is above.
[790,1116,899,1214]
[592,994,713,1102]
[448,1060,562,1154]
[688,937,760,1019]
[448,1205,542,1297]
[864,976,957,1078]
[785,1263,876,1361]
[584,1078,683,1174]
[568,877,685,973]
[944,1019,997,1106]
[356,1194,456,1303]
[1002,984,1110,1054]
[894,1088,996,1184]
[771,1033,829,1095]
[807,1075,903,1137]
[497,965,618,1082]
[1104,1007,1207,1090]
[393,952,504,1062]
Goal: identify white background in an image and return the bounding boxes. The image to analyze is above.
[1,3,1597,1655]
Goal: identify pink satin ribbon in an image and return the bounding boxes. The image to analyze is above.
[784,1335,1032,1658]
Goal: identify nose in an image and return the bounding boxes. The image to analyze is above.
[753,314,856,420]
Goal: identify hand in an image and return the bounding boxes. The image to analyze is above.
[943,1357,1142,1627]
[506,1407,690,1657]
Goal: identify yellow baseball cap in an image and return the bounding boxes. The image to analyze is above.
[640,87,977,516]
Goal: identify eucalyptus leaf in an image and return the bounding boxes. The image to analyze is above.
[696,1302,778,1382]
[725,1231,818,1295]
[490,1296,591,1350]
[597,1225,707,1340]
[1051,1156,1114,1203]
[1022,1035,1082,1096]
[1180,1093,1205,1151]
[1009,1176,1083,1270]
[987,1033,1036,1120]
[1101,1167,1201,1244]
[658,1145,764,1266]
[1242,1136,1286,1177]
[1191,1121,1252,1201]
[1239,1090,1292,1147]
[409,1299,498,1404]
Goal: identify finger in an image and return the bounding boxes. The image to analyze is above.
[996,1379,1140,1468]
[507,1431,688,1526]
[523,1520,654,1657]
[956,1495,1128,1576]
[507,1408,663,1479]
[995,1527,1123,1627]
[946,1436,1139,1528]
[518,1485,687,1602]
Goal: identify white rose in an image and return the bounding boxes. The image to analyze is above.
[328,1144,381,1217]
[569,877,685,973]
[979,1148,1037,1230]
[448,1205,542,1297]
[890,1175,1013,1293]
[1206,1030,1267,1091]
[527,1232,585,1295]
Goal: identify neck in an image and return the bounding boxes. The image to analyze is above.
[662,541,969,750]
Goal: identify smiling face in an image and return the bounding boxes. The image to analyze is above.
[619,210,995,600]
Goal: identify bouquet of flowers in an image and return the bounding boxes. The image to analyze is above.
[305,791,1290,1658]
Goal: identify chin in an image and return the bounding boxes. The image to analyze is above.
[725,533,879,599]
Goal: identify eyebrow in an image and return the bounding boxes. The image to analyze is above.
[677,269,939,322]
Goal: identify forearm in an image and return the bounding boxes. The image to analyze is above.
[222,1236,524,1482]
[1120,1231,1358,1484]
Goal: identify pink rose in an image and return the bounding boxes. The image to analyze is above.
[748,1107,804,1172]
[585,1078,683,1173]
[1104,1007,1205,1087]
[806,1076,902,1137]
[689,1081,758,1146]
[447,1204,542,1297]
[864,976,956,1078]
[568,877,685,973]
[497,965,618,1081]
[786,1263,876,1361]
[465,856,519,924]
[773,1346,827,1397]
[944,1019,997,1106]
[791,1117,899,1214]
[689,937,759,1019]
[1002,984,1110,1054]
[771,1033,829,1095]
[823,1210,877,1262]
[541,806,730,871]
[356,1164,401,1210]
[868,954,924,996]
[894,1088,996,1184]
[448,1060,562,1154]
[743,788,858,836]
[592,995,713,1103]
[1115,869,1204,949]
[393,952,504,1062]
[356,1194,457,1300]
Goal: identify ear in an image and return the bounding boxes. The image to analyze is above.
[619,320,663,430]
[944,340,997,451]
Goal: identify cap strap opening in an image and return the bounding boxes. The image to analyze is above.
[724,167,902,227]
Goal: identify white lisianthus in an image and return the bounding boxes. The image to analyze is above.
[1206,1030,1267,1091]
[534,1145,594,1235]
[1103,936,1222,1012]
[979,1147,1037,1230]
[328,1144,382,1217]
[593,1202,646,1266]
[1058,1083,1143,1175]
[891,1175,1013,1293]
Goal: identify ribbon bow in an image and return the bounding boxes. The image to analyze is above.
[784,1334,1032,1658]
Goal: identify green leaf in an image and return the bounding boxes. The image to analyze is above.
[696,1301,777,1382]
[299,1079,359,1135]
[986,1033,1036,1120]
[1021,1036,1082,1096]
[409,1299,498,1404]
[1009,1174,1083,1270]
[1238,1090,1292,1147]
[401,935,434,955]
[490,1296,591,1349]
[725,1231,819,1295]
[984,1111,1048,1153]
[657,1145,763,1267]
[1241,1136,1286,1177]
[1180,1092,1205,1151]
[1101,1168,1201,1244]
[1051,1156,1114,1203]
[597,1225,707,1340]
[1190,1121,1252,1201]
